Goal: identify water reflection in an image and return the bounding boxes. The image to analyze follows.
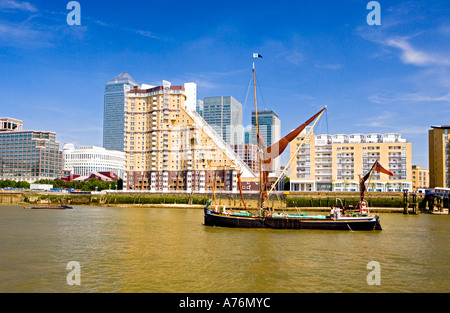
[0,206,448,292]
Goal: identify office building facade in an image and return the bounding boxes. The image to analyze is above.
[124,81,255,192]
[244,125,252,144]
[203,96,243,146]
[196,100,204,117]
[63,143,126,179]
[252,110,281,174]
[428,126,450,188]
[103,72,138,151]
[0,118,63,182]
[290,129,412,192]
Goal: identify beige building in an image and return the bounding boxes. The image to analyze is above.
[289,128,412,192]
[428,126,450,188]
[411,165,429,191]
[231,144,259,174]
[124,80,255,192]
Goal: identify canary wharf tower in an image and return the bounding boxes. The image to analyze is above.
[103,73,138,151]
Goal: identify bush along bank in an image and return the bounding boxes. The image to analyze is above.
[8,191,421,209]
[286,195,407,208]
[16,192,210,206]
[103,194,209,205]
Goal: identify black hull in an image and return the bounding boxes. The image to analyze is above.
[204,210,266,228]
[28,206,73,210]
[204,209,382,231]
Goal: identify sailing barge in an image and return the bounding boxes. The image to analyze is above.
[204,143,386,231]
[204,209,381,231]
[204,55,387,231]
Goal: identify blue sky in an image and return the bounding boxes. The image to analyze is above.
[1,0,449,169]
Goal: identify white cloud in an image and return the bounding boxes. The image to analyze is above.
[397,92,450,102]
[91,18,163,40]
[0,0,37,12]
[362,111,394,128]
[369,92,450,104]
[0,21,52,47]
[283,50,304,66]
[125,28,161,40]
[314,63,342,70]
[385,37,450,66]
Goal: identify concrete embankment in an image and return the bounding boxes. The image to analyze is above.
[0,190,426,214]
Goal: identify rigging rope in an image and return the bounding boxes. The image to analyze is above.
[241,75,253,123]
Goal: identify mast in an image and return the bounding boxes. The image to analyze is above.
[252,54,326,213]
[253,61,264,213]
[207,160,217,206]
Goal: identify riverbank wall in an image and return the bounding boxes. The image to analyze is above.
[0,190,433,213]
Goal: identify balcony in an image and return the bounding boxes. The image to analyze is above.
[315,154,332,159]
[315,172,332,176]
[315,160,332,164]
[337,160,354,164]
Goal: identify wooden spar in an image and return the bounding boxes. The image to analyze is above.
[237,172,249,212]
[266,107,326,202]
[362,159,377,202]
[207,160,217,206]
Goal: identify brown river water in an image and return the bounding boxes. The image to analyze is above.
[0,205,448,293]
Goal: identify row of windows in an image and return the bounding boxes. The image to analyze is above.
[64,153,124,161]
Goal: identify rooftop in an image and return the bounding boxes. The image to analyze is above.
[431,125,450,129]
[107,72,138,86]
[128,85,185,94]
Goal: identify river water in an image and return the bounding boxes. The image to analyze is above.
[0,205,448,293]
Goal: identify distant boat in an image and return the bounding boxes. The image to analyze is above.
[204,56,387,231]
[430,208,449,215]
[24,205,73,210]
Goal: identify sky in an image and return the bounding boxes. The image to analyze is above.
[1,0,449,169]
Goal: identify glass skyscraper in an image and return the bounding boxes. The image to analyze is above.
[103,73,138,152]
[252,110,281,174]
[203,96,243,145]
[0,118,63,182]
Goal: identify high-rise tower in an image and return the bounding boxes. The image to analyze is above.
[103,73,138,151]
[429,125,450,188]
[124,81,254,191]
[203,96,243,146]
[252,110,281,174]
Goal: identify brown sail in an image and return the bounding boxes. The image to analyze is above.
[262,107,326,171]
[360,160,394,201]
[258,107,327,204]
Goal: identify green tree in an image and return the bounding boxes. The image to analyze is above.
[0,180,16,188]
[53,179,65,188]
[385,182,391,191]
[33,179,57,187]
[16,181,30,189]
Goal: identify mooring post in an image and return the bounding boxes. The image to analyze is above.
[412,193,418,214]
[403,190,409,214]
